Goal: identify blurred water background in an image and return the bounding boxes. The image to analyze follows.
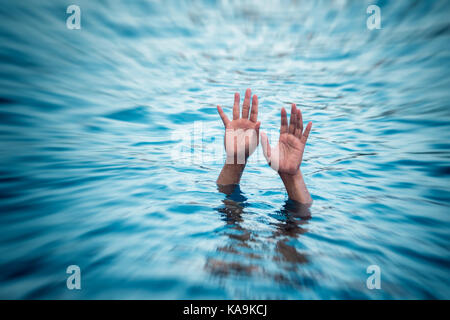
[0,0,449,299]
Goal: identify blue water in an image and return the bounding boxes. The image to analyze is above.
[0,0,449,299]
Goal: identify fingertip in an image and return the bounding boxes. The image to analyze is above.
[304,122,313,136]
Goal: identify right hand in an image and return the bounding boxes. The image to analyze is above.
[261,104,312,175]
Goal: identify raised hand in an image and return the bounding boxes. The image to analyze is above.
[261,104,312,174]
[216,89,261,186]
[260,104,313,204]
[217,89,261,164]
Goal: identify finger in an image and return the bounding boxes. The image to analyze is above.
[280,107,288,134]
[250,94,258,122]
[255,121,261,134]
[242,88,251,119]
[260,131,271,159]
[301,121,312,144]
[295,109,303,138]
[255,121,261,144]
[217,105,230,127]
[233,92,240,120]
[288,103,297,135]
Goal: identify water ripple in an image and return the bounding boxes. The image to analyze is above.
[0,0,449,299]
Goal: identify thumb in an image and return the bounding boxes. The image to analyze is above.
[255,121,261,133]
[260,131,271,161]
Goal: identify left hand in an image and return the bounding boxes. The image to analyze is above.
[217,89,261,164]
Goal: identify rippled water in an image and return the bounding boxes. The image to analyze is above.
[0,0,449,299]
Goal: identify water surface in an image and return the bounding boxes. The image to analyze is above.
[0,0,449,299]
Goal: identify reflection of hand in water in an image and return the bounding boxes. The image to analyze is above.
[206,186,312,283]
[207,186,258,276]
[272,200,311,268]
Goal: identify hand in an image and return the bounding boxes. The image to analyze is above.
[261,104,312,175]
[217,89,261,164]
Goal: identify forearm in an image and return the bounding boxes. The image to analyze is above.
[217,163,246,185]
[279,170,312,204]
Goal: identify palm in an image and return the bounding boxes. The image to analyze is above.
[277,133,305,174]
[225,119,259,158]
[217,89,261,163]
[261,104,312,174]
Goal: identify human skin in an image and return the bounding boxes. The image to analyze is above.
[260,104,313,204]
[216,88,260,185]
[216,90,312,204]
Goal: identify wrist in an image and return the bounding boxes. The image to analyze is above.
[223,162,246,172]
[279,170,312,204]
[279,169,302,182]
[216,161,246,185]
[225,152,249,166]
